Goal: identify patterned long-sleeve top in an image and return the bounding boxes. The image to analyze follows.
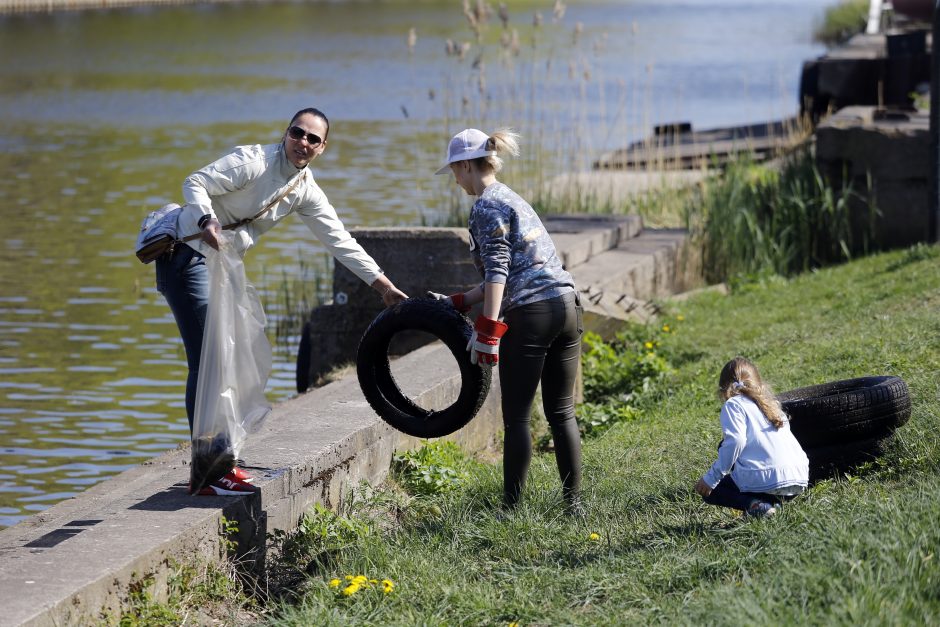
[468,181,575,312]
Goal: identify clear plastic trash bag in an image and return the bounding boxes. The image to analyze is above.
[189,232,272,493]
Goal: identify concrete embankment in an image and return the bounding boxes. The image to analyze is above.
[0,217,701,626]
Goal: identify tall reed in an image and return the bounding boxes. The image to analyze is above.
[687,146,876,284]
[814,0,869,47]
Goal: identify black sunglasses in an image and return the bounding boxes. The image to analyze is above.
[287,125,323,146]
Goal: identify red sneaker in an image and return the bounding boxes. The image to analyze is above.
[197,470,259,496]
[230,466,254,483]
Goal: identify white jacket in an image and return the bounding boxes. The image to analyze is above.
[702,394,809,493]
[179,142,383,286]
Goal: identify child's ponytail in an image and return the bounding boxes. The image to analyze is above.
[717,357,787,428]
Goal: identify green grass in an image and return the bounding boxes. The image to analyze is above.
[814,0,870,47]
[259,243,940,625]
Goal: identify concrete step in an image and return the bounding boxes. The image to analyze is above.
[569,228,699,334]
[542,214,643,269]
[569,228,693,301]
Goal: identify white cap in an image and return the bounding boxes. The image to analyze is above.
[434,128,497,175]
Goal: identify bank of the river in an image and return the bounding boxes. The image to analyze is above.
[257,243,940,625]
[0,0,840,527]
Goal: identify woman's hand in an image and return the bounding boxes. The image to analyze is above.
[694,478,712,498]
[372,277,407,307]
[200,218,223,251]
[381,285,408,307]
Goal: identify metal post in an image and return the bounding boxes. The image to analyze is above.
[866,0,883,35]
[931,0,940,241]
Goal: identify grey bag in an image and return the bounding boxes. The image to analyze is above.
[135,203,182,263]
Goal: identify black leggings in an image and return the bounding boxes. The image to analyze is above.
[499,291,583,507]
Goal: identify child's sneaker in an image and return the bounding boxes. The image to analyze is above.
[746,500,777,518]
[197,469,259,496]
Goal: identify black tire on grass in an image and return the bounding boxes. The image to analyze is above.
[357,297,492,438]
[778,375,910,449]
[805,434,894,482]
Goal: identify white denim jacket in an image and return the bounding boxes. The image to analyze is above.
[703,394,809,493]
[178,142,383,286]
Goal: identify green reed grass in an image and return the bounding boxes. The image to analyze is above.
[687,146,876,284]
[814,0,869,47]
[255,250,332,348]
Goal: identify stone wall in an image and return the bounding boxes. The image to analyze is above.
[296,228,482,392]
[815,106,929,250]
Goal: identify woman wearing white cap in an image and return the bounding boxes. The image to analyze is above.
[430,128,584,514]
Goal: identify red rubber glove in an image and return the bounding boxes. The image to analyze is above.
[467,315,509,365]
[448,292,471,313]
[426,291,471,313]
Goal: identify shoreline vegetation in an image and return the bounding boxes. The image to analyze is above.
[814,0,869,47]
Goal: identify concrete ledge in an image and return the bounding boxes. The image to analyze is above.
[0,342,502,627]
[569,228,694,302]
[542,214,643,269]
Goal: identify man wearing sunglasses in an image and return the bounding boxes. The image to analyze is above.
[157,107,408,496]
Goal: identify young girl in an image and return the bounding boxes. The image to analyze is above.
[430,128,583,514]
[694,357,809,517]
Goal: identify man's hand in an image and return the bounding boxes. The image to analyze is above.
[467,315,508,365]
[694,478,712,498]
[427,291,470,313]
[200,218,223,251]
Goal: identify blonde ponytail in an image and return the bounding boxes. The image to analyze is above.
[478,128,521,173]
[717,357,787,429]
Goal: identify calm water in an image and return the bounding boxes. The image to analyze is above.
[0,0,836,527]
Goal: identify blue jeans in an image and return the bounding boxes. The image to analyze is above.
[704,475,795,512]
[156,244,208,432]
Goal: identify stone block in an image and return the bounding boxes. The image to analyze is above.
[814,106,930,250]
[298,228,484,391]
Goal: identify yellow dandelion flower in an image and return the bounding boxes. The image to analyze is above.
[382,578,395,594]
[342,583,361,596]
[662,324,670,332]
[352,575,368,584]
[328,578,341,589]
[677,314,685,321]
[644,341,653,349]
[508,622,519,627]
[345,575,354,581]
[370,579,379,584]
[588,532,600,541]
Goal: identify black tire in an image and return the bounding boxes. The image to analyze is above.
[805,435,893,482]
[778,375,910,449]
[357,297,492,438]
